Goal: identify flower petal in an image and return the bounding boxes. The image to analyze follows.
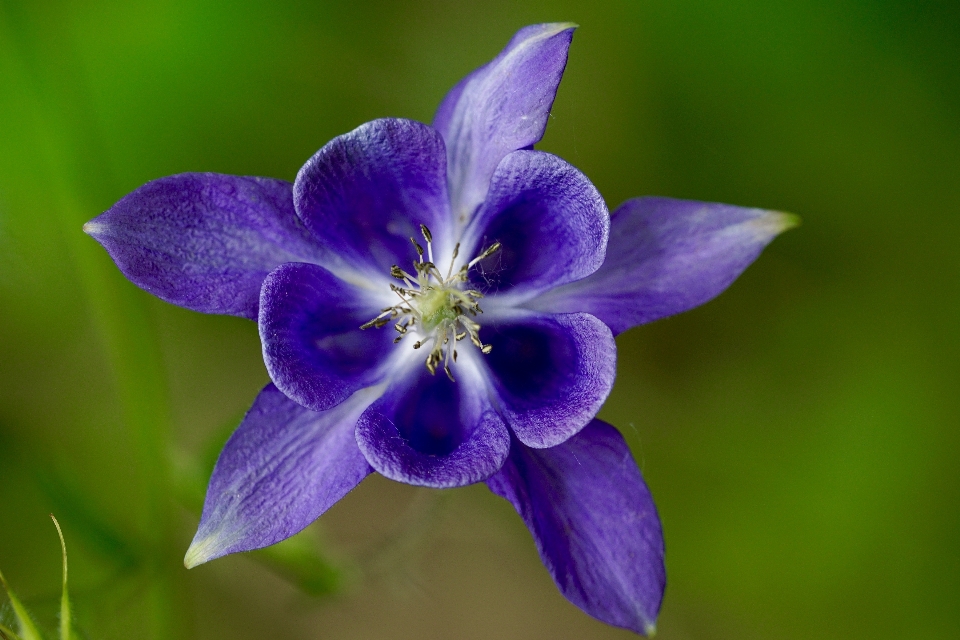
[84,173,321,319]
[486,420,666,636]
[531,197,798,334]
[259,262,396,412]
[480,312,615,449]
[433,23,576,227]
[464,150,608,302]
[293,118,452,278]
[355,360,510,488]
[184,384,375,568]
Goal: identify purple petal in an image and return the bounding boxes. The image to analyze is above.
[487,420,665,636]
[464,151,608,302]
[84,173,320,320]
[532,197,798,334]
[355,361,510,488]
[481,312,615,449]
[184,384,374,568]
[293,118,452,278]
[259,262,396,412]
[433,23,576,228]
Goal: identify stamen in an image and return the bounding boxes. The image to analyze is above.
[410,238,424,259]
[468,242,501,268]
[446,243,460,280]
[420,224,434,264]
[360,229,500,378]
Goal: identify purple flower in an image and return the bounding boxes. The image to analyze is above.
[84,23,794,635]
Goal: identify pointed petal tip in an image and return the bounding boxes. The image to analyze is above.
[746,208,800,241]
[525,22,578,42]
[82,220,103,236]
[183,535,220,569]
[769,210,801,233]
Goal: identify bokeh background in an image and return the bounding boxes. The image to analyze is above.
[2,0,958,638]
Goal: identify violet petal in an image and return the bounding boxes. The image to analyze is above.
[487,420,665,636]
[293,118,452,278]
[185,384,374,568]
[355,361,510,488]
[84,173,321,320]
[259,262,396,412]
[480,312,615,449]
[531,197,798,334]
[433,23,576,228]
[464,150,608,302]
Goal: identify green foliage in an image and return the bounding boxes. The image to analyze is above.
[50,517,70,640]
[0,567,42,640]
[0,518,71,640]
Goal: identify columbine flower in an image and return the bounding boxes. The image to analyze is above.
[84,23,794,635]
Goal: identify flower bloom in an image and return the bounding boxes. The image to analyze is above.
[84,23,794,635]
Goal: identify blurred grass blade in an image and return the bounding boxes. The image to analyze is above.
[0,622,25,640]
[0,567,43,640]
[50,515,71,640]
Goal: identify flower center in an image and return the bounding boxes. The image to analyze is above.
[361,224,500,380]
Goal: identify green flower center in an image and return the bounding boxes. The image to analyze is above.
[417,288,460,332]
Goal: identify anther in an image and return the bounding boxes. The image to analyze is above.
[446,243,461,279]
[410,238,424,258]
[468,241,501,268]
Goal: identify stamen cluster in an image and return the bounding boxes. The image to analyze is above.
[361,224,500,380]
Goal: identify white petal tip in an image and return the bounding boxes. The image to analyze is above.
[82,221,103,235]
[770,210,801,232]
[183,535,219,569]
[534,22,578,39]
[747,209,800,239]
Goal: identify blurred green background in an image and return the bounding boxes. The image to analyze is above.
[1,0,958,638]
